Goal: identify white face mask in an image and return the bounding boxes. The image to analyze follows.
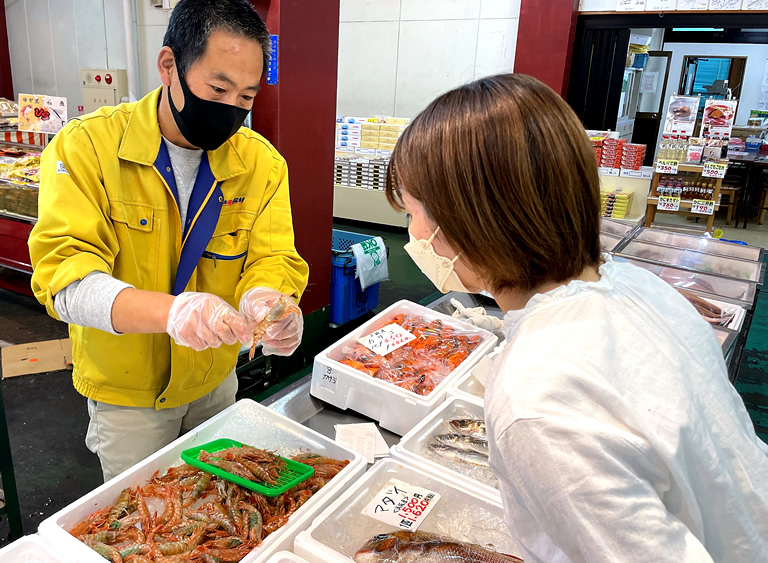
[404,226,469,294]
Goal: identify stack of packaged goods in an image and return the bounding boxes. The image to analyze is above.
[0,149,41,217]
[600,138,625,169]
[600,188,634,219]
[588,130,611,166]
[334,157,388,191]
[621,143,647,170]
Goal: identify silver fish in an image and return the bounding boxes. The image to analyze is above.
[433,433,488,456]
[428,442,489,467]
[353,530,524,562]
[449,418,487,440]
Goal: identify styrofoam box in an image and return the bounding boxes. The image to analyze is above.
[447,354,490,404]
[391,396,498,500]
[704,296,746,332]
[293,458,519,563]
[0,535,68,562]
[38,400,366,563]
[265,551,310,563]
[311,300,497,436]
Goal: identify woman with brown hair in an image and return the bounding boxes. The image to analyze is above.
[387,74,768,562]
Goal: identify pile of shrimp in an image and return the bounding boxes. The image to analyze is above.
[334,314,483,396]
[69,452,349,562]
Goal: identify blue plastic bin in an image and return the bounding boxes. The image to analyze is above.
[330,229,381,325]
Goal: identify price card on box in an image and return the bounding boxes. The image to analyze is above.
[362,479,440,531]
[656,160,679,174]
[702,162,727,179]
[657,195,681,212]
[359,324,415,356]
[319,366,339,393]
[691,199,715,215]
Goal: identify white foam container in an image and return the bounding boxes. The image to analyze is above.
[0,535,68,562]
[446,354,491,404]
[38,399,366,563]
[703,296,746,332]
[294,458,519,563]
[391,396,499,500]
[311,300,497,436]
[265,551,310,563]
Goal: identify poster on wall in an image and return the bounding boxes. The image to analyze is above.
[646,0,676,8]
[677,0,709,8]
[701,99,738,139]
[640,72,659,93]
[708,0,743,9]
[616,0,646,10]
[17,94,67,134]
[759,59,768,110]
[664,95,700,137]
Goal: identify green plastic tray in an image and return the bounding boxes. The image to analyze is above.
[180,438,314,497]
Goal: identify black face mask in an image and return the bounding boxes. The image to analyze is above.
[167,72,250,151]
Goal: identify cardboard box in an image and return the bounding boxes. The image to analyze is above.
[1,339,72,378]
[384,117,410,125]
[359,142,379,149]
[378,130,401,140]
[379,123,407,132]
[361,123,381,131]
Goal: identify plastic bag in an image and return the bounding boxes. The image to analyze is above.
[331,313,484,396]
[351,236,389,290]
[676,288,735,327]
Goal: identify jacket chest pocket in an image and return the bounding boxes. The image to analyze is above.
[196,212,255,304]
[109,201,159,289]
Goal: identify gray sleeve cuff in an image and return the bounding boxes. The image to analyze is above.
[54,272,134,334]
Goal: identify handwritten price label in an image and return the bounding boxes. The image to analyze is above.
[691,199,715,215]
[702,162,727,178]
[656,159,679,174]
[319,366,339,393]
[657,196,681,212]
[362,479,440,531]
[358,323,416,356]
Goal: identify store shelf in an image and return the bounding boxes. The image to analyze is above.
[333,184,407,228]
[646,197,721,212]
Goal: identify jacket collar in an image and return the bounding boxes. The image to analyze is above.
[117,87,248,182]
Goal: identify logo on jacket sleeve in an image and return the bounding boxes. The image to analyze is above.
[56,161,69,175]
[222,197,245,206]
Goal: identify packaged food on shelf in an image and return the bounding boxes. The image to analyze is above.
[600,189,634,219]
[0,534,68,562]
[311,300,497,436]
[618,240,765,285]
[38,400,366,563]
[633,228,763,262]
[293,458,521,563]
[392,397,499,500]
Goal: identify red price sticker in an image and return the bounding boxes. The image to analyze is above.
[362,479,440,531]
[702,162,727,179]
[657,195,681,212]
[656,159,679,174]
[691,199,715,215]
[359,323,416,356]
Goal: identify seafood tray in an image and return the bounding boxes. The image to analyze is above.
[677,292,746,332]
[617,256,757,308]
[600,232,623,253]
[311,300,497,436]
[0,535,67,562]
[618,240,765,285]
[38,400,366,563]
[391,397,499,500]
[600,217,635,237]
[265,552,310,563]
[293,458,520,562]
[633,228,763,262]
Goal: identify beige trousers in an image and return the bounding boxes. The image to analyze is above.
[85,371,238,481]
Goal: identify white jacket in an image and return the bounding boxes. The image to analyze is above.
[486,256,768,563]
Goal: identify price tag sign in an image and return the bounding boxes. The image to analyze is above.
[702,162,727,178]
[319,366,339,393]
[358,323,415,356]
[656,160,679,174]
[362,479,440,531]
[691,199,715,215]
[657,196,681,212]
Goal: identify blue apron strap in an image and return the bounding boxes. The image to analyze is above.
[172,153,222,296]
[154,140,181,211]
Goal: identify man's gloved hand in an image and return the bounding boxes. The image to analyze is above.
[239,287,303,356]
[166,292,251,351]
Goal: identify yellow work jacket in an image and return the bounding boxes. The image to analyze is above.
[29,87,309,409]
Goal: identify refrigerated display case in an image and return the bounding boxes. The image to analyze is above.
[600,232,624,252]
[617,240,765,285]
[633,228,763,262]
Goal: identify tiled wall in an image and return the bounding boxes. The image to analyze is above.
[338,0,521,118]
[5,0,129,117]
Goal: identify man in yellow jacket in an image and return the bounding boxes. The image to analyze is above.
[28,0,309,481]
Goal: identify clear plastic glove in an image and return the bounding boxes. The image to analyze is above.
[239,287,304,356]
[166,292,251,351]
